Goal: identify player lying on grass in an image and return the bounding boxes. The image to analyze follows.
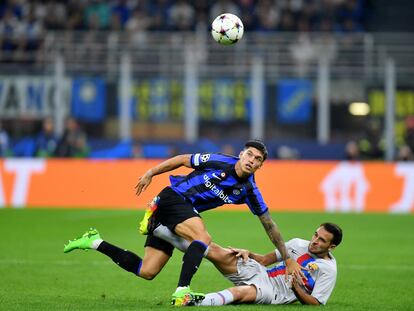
[64,222,341,306]
[154,221,342,306]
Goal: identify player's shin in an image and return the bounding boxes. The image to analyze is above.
[97,241,143,276]
[177,240,208,287]
[197,290,234,306]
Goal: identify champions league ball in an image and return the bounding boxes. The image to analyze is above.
[211,13,244,45]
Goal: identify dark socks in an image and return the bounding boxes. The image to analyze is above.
[97,241,142,275]
[178,240,207,287]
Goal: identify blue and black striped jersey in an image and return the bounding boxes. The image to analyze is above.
[169,153,268,216]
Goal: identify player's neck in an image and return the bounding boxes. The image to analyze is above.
[235,162,249,179]
[319,252,331,260]
[311,250,331,260]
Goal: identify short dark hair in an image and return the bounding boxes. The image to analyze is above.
[244,139,268,161]
[320,222,343,246]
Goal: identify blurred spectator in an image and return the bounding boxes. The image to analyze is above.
[255,0,279,32]
[111,0,132,28]
[15,5,44,62]
[238,0,256,31]
[336,0,366,31]
[126,7,150,44]
[276,145,300,159]
[55,117,89,158]
[169,0,195,31]
[147,0,171,31]
[358,119,384,160]
[0,121,11,157]
[0,8,22,59]
[0,0,372,60]
[66,1,84,30]
[279,10,296,32]
[43,1,66,30]
[396,145,414,162]
[34,118,58,158]
[84,0,111,30]
[403,116,414,154]
[290,32,315,76]
[345,140,360,160]
[210,0,240,22]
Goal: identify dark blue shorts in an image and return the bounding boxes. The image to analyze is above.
[144,187,200,256]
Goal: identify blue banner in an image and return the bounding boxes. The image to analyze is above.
[277,79,312,123]
[72,78,106,122]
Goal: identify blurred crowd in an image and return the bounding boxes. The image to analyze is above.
[2,115,414,161]
[0,0,370,61]
[0,117,89,158]
[344,118,414,162]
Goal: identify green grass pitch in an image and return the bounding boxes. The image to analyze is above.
[0,208,413,311]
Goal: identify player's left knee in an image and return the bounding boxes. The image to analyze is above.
[138,269,158,280]
[231,285,257,303]
[196,232,212,245]
[138,265,161,280]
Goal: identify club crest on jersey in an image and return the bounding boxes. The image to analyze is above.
[200,154,211,163]
[307,262,319,271]
[233,189,241,195]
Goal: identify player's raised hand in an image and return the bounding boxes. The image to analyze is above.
[135,171,153,196]
[285,258,307,285]
[229,247,250,262]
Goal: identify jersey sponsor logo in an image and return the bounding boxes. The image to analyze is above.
[203,174,233,204]
[200,154,210,163]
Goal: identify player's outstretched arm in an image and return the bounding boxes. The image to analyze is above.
[228,247,278,266]
[258,212,305,279]
[135,154,192,195]
[258,212,289,258]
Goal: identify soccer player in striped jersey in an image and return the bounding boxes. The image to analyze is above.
[134,139,303,305]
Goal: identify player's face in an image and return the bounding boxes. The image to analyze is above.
[308,227,335,256]
[238,147,264,175]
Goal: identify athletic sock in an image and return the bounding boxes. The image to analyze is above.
[97,241,142,275]
[153,225,190,252]
[177,240,207,287]
[198,290,234,306]
[91,238,103,249]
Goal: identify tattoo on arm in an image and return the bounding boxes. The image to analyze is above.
[259,212,288,260]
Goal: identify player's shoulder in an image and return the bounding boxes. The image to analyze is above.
[315,253,337,274]
[287,238,309,248]
[215,153,239,163]
[193,152,238,165]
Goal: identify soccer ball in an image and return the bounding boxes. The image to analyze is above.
[211,13,244,45]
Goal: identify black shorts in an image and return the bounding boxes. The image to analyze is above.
[144,186,200,256]
[156,186,200,233]
[144,235,174,257]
